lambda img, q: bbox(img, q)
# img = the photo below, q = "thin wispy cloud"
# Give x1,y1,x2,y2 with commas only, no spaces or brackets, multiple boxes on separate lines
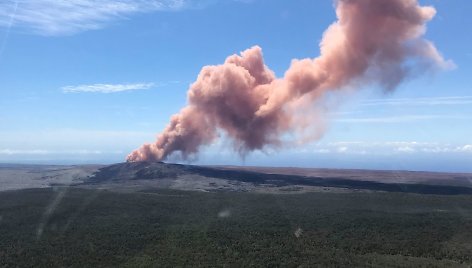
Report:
0,0,17,59
0,129,154,158
360,96,472,107
62,82,154,93
305,141,472,156
0,149,50,155
335,114,469,124
0,0,190,35
0,149,122,155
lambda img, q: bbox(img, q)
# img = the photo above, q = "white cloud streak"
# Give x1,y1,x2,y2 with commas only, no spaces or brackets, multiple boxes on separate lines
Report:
335,114,469,124
0,149,50,155
0,129,155,153
0,0,190,35
62,82,154,93
0,149,123,155
305,141,472,156
360,96,472,107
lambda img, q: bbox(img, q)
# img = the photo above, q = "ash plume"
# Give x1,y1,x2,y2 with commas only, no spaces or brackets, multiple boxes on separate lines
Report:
127,0,452,162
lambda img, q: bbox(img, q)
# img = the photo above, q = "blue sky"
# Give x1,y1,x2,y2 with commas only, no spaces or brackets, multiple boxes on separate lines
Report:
0,0,471,172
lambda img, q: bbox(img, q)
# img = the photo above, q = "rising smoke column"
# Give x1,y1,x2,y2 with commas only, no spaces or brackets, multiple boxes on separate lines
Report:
127,0,452,162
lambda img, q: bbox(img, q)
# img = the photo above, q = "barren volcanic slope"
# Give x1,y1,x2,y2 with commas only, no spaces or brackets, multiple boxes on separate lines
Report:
2,162,472,195
80,162,472,195
214,165,472,188
0,164,102,191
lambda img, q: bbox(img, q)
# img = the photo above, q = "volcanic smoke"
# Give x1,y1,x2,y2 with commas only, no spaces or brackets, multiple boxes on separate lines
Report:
127,0,452,162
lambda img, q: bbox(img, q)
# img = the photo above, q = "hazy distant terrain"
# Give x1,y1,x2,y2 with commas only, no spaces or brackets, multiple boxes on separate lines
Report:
216,165,472,188
1,162,472,195
0,164,101,192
